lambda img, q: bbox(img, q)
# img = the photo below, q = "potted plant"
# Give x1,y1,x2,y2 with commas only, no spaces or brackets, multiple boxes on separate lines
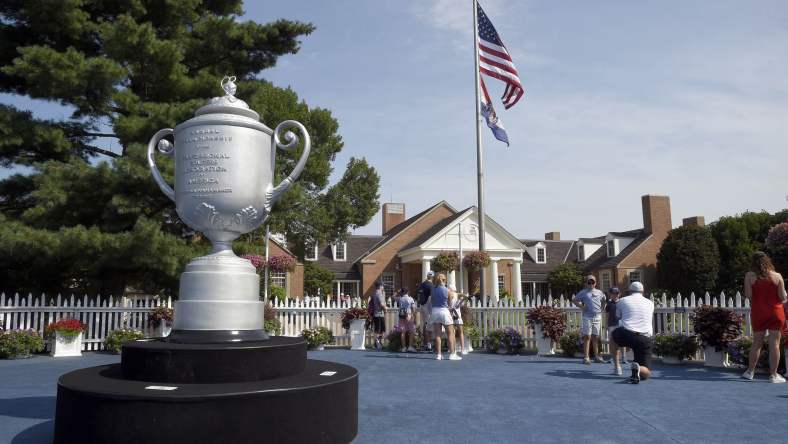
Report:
558,330,582,358
691,305,742,367
653,334,699,364
460,305,478,352
527,306,566,355
264,303,282,336
302,326,332,350
45,319,86,357
104,328,145,354
463,251,491,295
0,329,45,359
148,306,173,338
386,325,424,352
342,307,370,350
485,327,523,354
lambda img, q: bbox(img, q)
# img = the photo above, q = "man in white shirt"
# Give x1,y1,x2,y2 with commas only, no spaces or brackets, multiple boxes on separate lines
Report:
610,281,654,383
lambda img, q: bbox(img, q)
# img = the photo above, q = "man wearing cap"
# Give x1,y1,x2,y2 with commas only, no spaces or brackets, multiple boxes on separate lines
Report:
573,275,607,364
610,281,654,383
418,271,434,351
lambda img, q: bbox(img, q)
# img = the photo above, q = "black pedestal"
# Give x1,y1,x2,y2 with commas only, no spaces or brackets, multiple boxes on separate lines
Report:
54,338,358,443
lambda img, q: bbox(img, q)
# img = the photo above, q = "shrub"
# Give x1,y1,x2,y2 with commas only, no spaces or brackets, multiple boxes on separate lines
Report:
302,326,332,348
691,306,743,351
264,319,282,335
463,324,481,341
558,330,581,357
485,327,523,354
269,285,286,303
341,307,370,330
653,334,699,361
148,307,174,328
104,329,144,354
0,329,44,358
526,306,566,341
386,325,423,351
547,262,584,297
44,319,86,339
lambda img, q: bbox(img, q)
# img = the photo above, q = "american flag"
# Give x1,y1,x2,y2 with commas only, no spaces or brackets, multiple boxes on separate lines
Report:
477,3,524,109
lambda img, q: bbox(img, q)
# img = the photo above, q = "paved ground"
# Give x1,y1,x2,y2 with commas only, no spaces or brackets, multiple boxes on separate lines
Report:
1,349,787,443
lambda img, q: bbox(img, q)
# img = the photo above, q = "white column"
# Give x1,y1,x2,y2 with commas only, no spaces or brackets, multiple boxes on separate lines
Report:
490,259,499,303
335,281,340,299
421,259,431,280
513,260,523,303
448,270,456,288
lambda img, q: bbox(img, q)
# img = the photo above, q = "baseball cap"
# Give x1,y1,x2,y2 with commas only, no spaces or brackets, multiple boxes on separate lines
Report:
628,281,644,293
585,275,596,283
426,270,435,277
609,287,620,294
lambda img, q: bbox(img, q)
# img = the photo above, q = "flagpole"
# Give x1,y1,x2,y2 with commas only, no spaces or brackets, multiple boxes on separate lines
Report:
472,0,487,301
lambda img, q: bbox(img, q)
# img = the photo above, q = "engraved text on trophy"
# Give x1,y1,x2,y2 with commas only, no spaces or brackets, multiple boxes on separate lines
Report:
182,128,233,196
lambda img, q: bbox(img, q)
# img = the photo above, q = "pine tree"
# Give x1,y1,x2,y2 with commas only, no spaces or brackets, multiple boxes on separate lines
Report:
0,1,380,296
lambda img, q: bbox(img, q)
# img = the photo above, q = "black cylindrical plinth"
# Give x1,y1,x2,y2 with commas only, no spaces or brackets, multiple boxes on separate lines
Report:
165,328,270,343
54,360,358,444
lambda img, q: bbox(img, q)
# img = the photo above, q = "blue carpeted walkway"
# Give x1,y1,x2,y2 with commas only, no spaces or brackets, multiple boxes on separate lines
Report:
1,349,786,443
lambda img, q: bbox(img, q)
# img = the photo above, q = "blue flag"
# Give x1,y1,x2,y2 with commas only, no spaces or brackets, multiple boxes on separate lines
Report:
480,77,509,146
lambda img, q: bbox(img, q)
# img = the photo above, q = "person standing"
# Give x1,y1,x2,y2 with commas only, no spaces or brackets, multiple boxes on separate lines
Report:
741,252,788,383
396,287,417,352
371,281,387,351
610,281,654,383
418,271,435,351
430,273,461,361
604,287,628,369
573,275,606,364
448,285,467,355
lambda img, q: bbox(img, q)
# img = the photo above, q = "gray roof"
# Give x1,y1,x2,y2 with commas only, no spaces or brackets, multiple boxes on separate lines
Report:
519,239,576,281
315,235,383,280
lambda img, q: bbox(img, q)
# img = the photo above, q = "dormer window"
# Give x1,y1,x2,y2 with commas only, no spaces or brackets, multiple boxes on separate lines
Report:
607,240,616,257
332,242,347,261
305,242,318,261
578,245,585,261
536,247,546,264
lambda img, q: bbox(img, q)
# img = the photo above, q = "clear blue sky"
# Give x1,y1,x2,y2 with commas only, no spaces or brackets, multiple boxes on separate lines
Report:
3,0,787,240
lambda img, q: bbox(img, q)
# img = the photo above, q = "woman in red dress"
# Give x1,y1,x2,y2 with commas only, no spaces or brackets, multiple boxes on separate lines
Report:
742,252,788,383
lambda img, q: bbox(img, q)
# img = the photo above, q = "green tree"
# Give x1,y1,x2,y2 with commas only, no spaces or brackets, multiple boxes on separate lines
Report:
547,262,583,297
657,226,720,296
303,261,334,297
0,1,379,296
710,215,758,295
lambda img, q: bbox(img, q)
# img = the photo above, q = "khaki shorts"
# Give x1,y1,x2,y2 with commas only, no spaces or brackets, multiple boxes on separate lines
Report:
581,315,602,336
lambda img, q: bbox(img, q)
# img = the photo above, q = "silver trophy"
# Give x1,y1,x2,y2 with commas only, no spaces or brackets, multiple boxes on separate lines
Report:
147,76,310,342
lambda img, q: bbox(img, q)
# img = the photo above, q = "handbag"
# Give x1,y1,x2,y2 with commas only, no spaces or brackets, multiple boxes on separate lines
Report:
450,308,459,321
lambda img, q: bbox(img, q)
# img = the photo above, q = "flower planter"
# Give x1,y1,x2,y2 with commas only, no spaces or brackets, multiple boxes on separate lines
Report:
51,332,82,357
313,344,325,351
266,330,276,337
463,334,474,353
349,319,366,350
533,323,555,356
152,322,172,338
661,356,682,365
703,346,730,367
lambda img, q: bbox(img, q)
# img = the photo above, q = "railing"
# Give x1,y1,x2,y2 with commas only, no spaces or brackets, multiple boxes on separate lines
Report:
1,291,752,353
0,293,171,351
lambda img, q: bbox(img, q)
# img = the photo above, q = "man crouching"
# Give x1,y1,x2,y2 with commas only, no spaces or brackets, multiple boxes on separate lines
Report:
609,281,654,383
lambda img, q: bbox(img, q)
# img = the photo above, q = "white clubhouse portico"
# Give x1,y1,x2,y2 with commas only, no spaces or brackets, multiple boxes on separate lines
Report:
397,207,524,302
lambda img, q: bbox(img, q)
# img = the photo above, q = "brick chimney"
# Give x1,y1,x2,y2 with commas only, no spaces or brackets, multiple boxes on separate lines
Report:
382,203,405,235
682,216,705,227
641,195,672,235
545,232,560,240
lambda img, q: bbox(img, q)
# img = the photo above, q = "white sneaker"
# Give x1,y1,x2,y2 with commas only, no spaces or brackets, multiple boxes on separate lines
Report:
770,374,786,384
435,354,443,360
613,367,623,376
449,353,462,361
741,369,755,380
461,350,469,355
400,347,406,353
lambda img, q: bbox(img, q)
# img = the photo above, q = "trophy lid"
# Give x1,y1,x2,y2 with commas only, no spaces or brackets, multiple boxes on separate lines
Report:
194,76,260,121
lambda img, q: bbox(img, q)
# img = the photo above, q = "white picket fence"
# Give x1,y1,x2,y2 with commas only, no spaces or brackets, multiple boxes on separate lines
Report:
0,293,171,351
1,291,752,353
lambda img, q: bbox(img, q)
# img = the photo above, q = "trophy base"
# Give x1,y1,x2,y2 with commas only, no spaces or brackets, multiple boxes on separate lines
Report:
165,328,269,343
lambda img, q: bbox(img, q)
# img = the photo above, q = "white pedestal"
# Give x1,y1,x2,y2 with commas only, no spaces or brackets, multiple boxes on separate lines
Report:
463,334,474,353
51,332,83,357
534,323,555,356
153,322,172,338
703,346,730,367
349,319,366,350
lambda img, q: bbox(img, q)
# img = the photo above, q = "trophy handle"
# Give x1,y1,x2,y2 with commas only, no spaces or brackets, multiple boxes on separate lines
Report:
269,120,311,204
147,128,176,202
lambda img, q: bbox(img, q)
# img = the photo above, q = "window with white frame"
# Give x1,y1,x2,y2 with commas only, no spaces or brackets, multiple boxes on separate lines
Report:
332,242,346,261
337,281,359,298
498,275,505,292
270,270,286,289
304,242,318,261
381,273,395,298
536,247,546,263
607,240,616,257
629,270,641,284
601,272,611,291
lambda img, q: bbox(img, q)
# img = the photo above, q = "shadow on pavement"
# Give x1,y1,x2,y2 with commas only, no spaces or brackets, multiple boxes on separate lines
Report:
363,353,440,360
0,396,55,419
11,420,54,444
545,369,629,382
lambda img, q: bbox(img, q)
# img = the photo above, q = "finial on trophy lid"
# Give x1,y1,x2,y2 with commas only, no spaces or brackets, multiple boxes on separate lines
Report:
195,75,259,120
